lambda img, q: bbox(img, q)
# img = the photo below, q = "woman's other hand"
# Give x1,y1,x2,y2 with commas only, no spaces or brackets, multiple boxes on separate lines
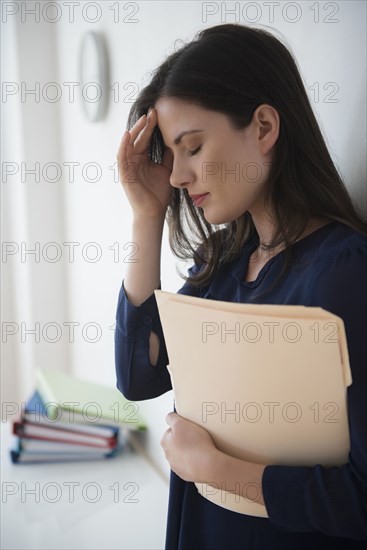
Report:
160,412,219,483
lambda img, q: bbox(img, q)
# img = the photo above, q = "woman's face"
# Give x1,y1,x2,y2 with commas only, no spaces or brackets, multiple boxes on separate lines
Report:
154,97,276,225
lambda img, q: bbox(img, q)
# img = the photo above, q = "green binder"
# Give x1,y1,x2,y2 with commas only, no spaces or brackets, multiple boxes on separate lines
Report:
35,368,147,431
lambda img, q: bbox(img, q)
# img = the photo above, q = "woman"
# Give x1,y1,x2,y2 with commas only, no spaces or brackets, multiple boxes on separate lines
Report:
115,23,367,549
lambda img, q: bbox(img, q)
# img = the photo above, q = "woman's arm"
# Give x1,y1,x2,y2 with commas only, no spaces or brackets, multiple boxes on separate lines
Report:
259,244,367,539
161,243,367,540
115,216,172,400
115,107,174,374
114,279,172,401
115,237,207,401
161,411,267,505
123,216,165,366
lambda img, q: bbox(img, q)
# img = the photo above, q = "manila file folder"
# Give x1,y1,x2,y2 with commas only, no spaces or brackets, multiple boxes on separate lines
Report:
154,290,352,518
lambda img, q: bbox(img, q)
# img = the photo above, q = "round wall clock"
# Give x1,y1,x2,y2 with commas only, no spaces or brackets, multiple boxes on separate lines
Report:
79,31,109,122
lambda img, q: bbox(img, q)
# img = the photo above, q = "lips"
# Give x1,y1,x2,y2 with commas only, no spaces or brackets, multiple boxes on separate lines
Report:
190,193,209,207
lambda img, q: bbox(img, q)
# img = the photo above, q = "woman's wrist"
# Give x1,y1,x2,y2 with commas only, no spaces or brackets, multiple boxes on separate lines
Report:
132,213,165,229
205,449,267,506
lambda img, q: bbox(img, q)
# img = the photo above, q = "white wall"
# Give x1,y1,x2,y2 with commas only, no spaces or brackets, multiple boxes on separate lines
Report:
2,1,366,480
2,11,70,407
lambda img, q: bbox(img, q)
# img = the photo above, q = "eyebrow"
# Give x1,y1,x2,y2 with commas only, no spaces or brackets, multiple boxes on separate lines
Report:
173,129,204,146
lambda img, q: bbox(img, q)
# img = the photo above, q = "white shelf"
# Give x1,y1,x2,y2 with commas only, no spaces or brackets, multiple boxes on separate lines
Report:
1,422,169,550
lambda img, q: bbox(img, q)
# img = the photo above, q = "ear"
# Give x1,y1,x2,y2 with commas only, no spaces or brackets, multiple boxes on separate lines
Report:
252,104,280,155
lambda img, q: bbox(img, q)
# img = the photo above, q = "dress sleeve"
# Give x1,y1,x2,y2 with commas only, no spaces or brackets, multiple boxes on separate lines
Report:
114,258,206,401
262,244,367,540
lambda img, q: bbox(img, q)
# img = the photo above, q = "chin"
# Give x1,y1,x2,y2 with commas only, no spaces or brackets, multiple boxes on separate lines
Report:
202,214,232,225
201,208,240,225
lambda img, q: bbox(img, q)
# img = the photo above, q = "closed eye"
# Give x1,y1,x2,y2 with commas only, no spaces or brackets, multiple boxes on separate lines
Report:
189,146,202,156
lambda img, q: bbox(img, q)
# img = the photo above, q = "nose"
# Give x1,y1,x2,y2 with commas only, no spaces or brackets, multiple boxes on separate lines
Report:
169,157,193,189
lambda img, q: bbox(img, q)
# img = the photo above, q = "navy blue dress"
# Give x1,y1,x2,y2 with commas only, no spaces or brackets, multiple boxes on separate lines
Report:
115,221,367,549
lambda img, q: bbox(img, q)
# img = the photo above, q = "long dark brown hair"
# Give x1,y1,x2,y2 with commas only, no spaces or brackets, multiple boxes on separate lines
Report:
126,23,367,294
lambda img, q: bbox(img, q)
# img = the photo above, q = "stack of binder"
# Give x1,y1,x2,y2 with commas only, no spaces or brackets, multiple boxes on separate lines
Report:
10,368,147,464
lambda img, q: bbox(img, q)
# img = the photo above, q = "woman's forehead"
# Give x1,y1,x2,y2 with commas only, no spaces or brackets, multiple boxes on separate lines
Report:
154,98,228,143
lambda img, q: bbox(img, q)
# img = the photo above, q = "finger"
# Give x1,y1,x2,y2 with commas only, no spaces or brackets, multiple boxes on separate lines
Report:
122,116,144,157
117,130,132,171
128,114,147,142
133,109,157,154
160,428,172,448
117,109,155,170
125,117,150,157
117,129,130,157
166,412,179,427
